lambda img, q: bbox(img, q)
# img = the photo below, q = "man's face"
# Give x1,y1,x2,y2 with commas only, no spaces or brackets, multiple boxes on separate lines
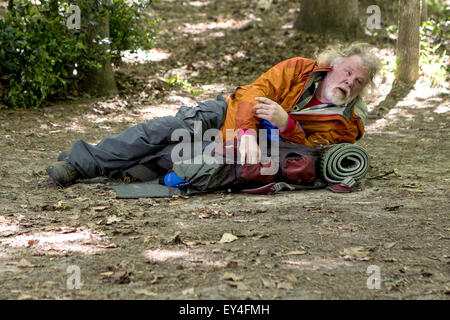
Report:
319,55,370,105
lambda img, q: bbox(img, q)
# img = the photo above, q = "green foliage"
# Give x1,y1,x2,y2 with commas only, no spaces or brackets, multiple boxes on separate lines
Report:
166,75,205,96
0,1,90,109
380,54,397,75
0,0,158,109
421,19,446,44
372,0,399,14
70,0,157,64
109,0,158,64
420,20,449,87
427,0,447,17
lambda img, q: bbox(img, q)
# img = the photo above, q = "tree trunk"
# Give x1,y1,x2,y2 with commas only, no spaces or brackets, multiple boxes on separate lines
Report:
294,0,360,39
420,0,427,22
85,13,118,97
396,0,421,84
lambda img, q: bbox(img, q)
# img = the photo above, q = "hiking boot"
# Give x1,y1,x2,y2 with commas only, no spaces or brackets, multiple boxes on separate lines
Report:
57,150,70,161
46,161,80,187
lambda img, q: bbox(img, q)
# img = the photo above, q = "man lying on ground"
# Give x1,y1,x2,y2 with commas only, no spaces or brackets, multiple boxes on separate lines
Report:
46,42,380,187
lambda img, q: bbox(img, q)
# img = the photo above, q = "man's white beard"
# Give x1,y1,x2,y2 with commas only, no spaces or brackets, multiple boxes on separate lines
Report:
325,86,353,105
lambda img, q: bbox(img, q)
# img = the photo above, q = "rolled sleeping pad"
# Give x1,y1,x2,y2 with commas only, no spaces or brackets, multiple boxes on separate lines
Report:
319,143,370,184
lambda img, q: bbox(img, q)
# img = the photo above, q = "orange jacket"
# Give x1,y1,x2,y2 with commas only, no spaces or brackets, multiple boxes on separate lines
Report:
219,57,367,146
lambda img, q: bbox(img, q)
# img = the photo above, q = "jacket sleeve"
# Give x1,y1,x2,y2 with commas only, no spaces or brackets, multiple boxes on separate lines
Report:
280,120,360,146
233,57,314,131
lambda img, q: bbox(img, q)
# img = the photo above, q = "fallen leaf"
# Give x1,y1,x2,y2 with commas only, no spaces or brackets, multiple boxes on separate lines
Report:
420,269,433,277
150,274,164,284
92,206,108,212
58,227,77,234
285,250,307,256
252,233,270,239
75,197,90,202
258,249,268,256
277,281,294,290
27,239,39,247
184,240,209,246
402,183,419,189
341,247,371,261
399,266,409,273
40,204,57,211
285,274,298,283
17,258,33,268
106,216,122,225
182,288,195,295
384,242,397,249
133,289,157,297
163,232,184,245
384,205,403,212
261,278,277,288
54,201,70,210
113,271,131,284
219,233,238,244
236,282,249,291
221,272,243,281
225,261,239,268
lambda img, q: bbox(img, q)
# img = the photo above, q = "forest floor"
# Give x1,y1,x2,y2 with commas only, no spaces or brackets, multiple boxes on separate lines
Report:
0,0,449,300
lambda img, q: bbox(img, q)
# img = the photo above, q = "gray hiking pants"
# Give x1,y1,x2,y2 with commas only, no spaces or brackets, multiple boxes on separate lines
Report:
68,96,227,178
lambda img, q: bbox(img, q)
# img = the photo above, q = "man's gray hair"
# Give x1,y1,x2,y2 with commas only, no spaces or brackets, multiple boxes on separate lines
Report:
317,43,381,87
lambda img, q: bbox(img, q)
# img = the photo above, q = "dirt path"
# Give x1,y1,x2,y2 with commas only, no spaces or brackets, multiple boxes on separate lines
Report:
0,0,448,300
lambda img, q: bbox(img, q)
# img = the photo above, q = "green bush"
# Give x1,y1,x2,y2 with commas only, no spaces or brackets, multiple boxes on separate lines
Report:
0,1,91,109
0,0,157,109
109,0,158,64
420,20,449,87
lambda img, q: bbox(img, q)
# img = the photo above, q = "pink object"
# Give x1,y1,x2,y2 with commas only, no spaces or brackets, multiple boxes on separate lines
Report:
327,184,354,193
238,128,257,139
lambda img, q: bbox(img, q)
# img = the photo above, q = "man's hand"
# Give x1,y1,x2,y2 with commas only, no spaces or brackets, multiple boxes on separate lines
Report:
238,132,261,165
254,97,289,131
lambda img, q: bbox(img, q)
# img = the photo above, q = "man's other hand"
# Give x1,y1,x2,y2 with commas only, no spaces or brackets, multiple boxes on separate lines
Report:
238,133,261,164
254,97,289,131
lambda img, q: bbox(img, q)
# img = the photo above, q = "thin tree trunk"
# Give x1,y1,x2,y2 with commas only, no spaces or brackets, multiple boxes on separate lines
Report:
294,0,360,39
85,13,118,97
396,0,421,84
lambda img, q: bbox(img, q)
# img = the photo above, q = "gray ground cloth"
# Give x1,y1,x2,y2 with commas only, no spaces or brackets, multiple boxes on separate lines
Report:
67,96,227,179
102,179,185,199
101,178,327,199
